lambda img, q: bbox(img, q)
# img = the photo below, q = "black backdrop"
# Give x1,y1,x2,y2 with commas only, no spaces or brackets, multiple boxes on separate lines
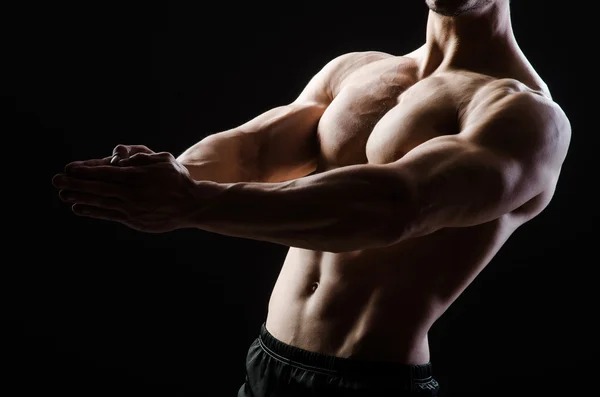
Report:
9,1,598,396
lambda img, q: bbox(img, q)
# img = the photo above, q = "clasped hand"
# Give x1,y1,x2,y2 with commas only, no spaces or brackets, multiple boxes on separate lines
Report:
52,145,201,233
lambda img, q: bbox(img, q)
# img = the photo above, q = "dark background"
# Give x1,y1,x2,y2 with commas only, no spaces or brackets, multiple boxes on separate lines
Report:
8,1,597,396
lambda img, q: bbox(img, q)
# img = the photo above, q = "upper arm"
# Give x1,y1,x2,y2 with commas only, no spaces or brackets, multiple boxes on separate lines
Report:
386,89,571,234
223,51,390,182
179,51,391,182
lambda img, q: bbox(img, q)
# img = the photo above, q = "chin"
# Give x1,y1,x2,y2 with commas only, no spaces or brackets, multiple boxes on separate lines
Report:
426,0,493,17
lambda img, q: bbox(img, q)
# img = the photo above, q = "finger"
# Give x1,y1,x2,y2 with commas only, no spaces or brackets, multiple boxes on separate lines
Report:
110,154,121,165
113,144,154,155
111,145,128,165
65,157,112,172
112,144,154,163
117,152,170,167
117,152,153,166
72,203,128,223
66,165,139,182
52,174,127,199
112,144,130,159
59,190,128,212
128,145,153,154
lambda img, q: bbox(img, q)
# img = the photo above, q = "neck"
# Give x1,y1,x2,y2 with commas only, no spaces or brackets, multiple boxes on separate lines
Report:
420,1,518,76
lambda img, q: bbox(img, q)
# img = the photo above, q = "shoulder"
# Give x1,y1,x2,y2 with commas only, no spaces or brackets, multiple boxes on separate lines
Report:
295,51,394,105
322,51,395,96
466,78,570,136
464,79,571,168
324,51,394,71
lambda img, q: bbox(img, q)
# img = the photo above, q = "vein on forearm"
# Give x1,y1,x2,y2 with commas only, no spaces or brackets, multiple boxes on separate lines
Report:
191,165,414,253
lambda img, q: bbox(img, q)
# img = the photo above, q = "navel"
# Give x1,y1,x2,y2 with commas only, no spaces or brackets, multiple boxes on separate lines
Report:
310,282,319,293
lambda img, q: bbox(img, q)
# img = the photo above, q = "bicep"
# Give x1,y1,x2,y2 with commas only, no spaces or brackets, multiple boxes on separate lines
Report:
386,92,570,231
234,51,390,182
244,103,326,182
390,136,526,229
177,56,338,182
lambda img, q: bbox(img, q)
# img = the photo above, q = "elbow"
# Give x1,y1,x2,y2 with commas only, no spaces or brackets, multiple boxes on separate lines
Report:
380,208,421,247
176,155,192,168
379,170,463,245
175,149,190,164
380,168,424,245
354,186,423,251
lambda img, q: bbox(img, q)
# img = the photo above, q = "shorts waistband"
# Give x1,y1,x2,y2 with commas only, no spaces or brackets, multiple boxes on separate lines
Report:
258,323,434,381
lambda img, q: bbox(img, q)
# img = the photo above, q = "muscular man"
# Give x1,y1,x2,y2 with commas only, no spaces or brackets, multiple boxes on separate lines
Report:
52,1,570,396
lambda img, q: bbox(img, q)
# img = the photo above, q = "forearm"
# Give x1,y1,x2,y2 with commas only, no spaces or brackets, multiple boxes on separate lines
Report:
177,130,261,183
189,165,414,253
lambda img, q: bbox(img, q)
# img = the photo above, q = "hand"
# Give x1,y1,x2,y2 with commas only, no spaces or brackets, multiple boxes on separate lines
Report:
53,147,202,233
62,144,156,171
109,144,154,165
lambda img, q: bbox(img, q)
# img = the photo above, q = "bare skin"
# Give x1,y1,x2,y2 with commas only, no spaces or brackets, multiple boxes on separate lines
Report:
53,0,571,366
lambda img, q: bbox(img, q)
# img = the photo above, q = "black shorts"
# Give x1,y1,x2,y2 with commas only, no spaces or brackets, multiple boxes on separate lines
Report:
237,323,440,396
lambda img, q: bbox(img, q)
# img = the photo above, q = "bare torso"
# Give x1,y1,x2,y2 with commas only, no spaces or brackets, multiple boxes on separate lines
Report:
266,49,553,364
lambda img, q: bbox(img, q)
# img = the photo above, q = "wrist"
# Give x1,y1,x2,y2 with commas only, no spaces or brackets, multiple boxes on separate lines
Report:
182,179,229,229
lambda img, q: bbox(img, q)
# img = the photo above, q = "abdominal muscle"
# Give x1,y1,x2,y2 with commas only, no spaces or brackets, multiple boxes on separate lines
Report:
265,217,518,365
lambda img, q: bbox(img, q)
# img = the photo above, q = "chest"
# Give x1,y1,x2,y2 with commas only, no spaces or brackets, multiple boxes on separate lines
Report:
316,67,486,169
